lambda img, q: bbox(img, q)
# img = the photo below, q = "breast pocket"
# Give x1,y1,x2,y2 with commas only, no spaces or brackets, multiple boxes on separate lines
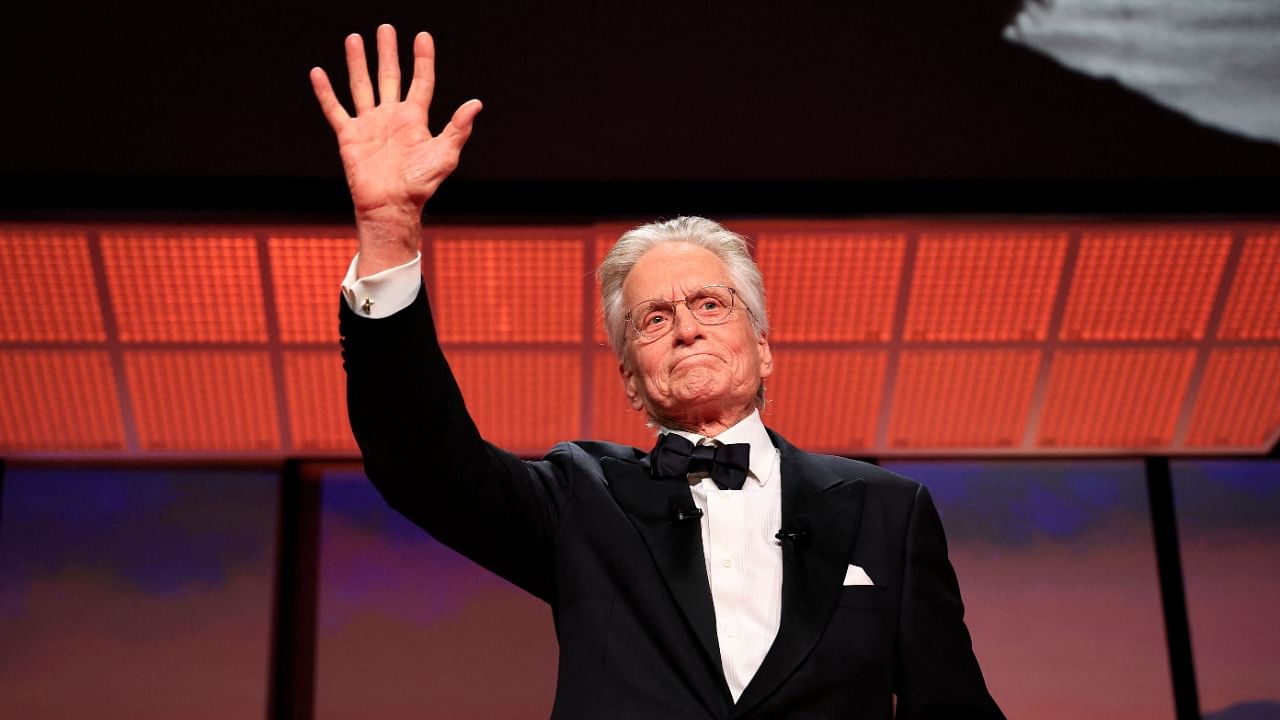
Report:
837,584,890,609
815,585,895,682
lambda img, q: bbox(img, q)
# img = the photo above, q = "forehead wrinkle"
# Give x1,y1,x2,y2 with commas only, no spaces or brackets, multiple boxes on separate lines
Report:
625,268,731,304
646,280,727,304
621,243,733,308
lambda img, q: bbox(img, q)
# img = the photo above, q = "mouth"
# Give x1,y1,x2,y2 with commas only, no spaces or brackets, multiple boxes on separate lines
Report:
671,353,718,371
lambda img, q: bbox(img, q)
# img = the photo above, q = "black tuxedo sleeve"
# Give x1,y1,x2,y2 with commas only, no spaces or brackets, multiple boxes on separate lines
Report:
339,282,568,602
894,484,1005,720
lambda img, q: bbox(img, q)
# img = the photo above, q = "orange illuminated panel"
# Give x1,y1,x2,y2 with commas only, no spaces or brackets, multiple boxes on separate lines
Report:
594,234,610,346
589,349,658,449
756,230,905,342
0,229,105,341
1186,348,1280,449
1217,232,1280,340
1037,349,1196,449
0,351,124,451
125,351,280,451
102,232,267,342
1059,230,1231,341
270,236,357,343
904,232,1067,341
431,228,586,343
283,351,356,452
592,224,637,348
888,349,1041,449
445,350,581,453
764,350,887,451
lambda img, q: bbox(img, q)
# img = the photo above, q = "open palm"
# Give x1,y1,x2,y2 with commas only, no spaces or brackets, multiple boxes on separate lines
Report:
311,25,481,217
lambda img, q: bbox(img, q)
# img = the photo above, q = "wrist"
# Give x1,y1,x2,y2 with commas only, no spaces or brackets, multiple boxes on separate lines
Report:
355,206,423,278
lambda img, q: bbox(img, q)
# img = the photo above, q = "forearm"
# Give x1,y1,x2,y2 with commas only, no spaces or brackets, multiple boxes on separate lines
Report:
339,285,561,598
340,283,490,506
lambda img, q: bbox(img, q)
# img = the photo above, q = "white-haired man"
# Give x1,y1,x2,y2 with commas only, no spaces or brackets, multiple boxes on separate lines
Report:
316,25,1004,720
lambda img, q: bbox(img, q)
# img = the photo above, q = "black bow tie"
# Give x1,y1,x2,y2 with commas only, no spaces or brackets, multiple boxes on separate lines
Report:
650,433,752,490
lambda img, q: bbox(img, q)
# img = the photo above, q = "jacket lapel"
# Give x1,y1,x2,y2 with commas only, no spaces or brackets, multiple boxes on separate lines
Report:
731,432,866,717
602,456,727,687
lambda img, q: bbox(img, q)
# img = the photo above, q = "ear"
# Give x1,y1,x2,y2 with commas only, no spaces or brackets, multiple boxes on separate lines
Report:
757,332,774,380
619,359,645,411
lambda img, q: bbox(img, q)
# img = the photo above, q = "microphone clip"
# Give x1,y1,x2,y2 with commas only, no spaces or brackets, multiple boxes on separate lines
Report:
673,506,704,522
669,496,705,523
775,514,812,545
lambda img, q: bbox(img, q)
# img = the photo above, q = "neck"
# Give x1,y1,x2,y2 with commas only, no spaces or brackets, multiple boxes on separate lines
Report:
660,403,756,439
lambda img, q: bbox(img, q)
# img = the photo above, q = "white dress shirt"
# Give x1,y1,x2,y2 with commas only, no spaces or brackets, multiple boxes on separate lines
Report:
342,253,785,701
662,412,783,702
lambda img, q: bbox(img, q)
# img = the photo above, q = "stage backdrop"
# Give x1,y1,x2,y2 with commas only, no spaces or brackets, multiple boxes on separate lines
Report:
3,460,1276,718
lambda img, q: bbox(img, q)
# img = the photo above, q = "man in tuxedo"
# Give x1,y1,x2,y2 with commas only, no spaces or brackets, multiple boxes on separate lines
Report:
315,25,1004,719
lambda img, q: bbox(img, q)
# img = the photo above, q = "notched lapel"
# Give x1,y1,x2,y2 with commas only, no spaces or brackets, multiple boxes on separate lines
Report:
733,437,867,716
602,457,724,680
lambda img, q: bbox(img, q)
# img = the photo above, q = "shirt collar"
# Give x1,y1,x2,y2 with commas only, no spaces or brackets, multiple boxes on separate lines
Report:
660,409,778,488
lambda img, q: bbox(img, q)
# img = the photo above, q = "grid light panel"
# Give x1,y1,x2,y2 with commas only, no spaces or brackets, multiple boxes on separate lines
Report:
432,228,587,343
445,350,582,453
593,223,641,347
1059,230,1231,341
1217,233,1280,340
0,351,125,451
4,220,1280,459
904,232,1066,341
888,349,1041,449
125,351,280,451
284,351,356,452
270,236,357,343
1186,348,1280,449
103,232,267,342
756,230,905,342
764,349,887,451
0,230,105,342
1038,349,1197,449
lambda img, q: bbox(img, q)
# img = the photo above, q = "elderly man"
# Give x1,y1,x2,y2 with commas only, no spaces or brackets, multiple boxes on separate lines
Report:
315,25,1004,720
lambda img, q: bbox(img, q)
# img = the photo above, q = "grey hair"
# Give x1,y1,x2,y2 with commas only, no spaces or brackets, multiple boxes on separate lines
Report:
597,216,770,356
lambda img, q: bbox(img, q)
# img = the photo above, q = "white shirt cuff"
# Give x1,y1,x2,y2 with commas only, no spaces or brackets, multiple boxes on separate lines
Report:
340,252,423,319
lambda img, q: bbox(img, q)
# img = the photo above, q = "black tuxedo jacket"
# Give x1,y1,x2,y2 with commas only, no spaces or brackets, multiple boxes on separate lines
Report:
341,286,1004,720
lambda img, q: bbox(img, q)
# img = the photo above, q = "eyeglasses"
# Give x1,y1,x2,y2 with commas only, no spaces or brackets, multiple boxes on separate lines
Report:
624,285,746,343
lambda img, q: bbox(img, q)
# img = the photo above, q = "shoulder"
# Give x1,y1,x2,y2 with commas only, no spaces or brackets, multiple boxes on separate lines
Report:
805,451,923,500
540,439,648,478
767,426,925,509
792,449,942,540
546,439,646,463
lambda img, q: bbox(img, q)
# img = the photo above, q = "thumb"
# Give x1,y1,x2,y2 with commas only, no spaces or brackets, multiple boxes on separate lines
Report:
441,99,483,144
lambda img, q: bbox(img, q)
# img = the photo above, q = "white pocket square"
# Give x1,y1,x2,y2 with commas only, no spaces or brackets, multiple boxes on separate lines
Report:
842,564,875,586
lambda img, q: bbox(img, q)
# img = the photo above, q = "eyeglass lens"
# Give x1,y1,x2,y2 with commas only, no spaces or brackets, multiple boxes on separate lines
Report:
630,286,736,338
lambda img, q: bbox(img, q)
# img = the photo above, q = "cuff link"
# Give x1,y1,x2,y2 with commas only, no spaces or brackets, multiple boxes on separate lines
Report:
361,297,374,315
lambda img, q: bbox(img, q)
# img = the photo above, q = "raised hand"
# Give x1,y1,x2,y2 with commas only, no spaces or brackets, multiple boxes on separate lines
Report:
310,25,481,274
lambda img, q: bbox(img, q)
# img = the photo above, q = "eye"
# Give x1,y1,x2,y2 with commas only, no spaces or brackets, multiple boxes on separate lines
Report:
690,291,730,319
637,303,674,332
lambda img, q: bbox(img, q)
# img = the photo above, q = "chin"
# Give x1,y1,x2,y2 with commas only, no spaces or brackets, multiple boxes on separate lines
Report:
669,365,727,395
670,385,747,419
669,379,729,406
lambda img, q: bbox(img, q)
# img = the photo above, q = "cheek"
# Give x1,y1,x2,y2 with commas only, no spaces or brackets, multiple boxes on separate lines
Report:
633,352,671,394
728,336,765,378
731,356,760,388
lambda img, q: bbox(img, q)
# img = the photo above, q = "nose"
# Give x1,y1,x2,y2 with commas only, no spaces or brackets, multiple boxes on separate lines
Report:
669,302,704,344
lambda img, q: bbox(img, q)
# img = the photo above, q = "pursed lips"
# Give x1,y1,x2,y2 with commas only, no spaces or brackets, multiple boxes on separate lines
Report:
670,352,721,371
